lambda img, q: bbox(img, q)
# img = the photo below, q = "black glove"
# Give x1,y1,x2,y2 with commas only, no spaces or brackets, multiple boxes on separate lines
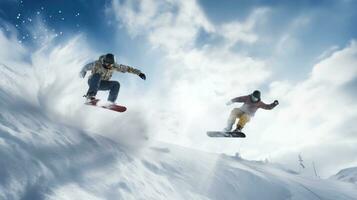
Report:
274,100,279,105
139,73,146,80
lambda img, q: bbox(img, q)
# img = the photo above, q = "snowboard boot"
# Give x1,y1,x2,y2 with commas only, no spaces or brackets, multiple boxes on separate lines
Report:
233,125,243,132
222,125,233,137
104,100,115,108
223,127,232,132
223,122,234,132
84,95,98,105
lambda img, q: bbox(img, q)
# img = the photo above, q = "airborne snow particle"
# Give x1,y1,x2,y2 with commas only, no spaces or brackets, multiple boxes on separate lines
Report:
58,10,62,14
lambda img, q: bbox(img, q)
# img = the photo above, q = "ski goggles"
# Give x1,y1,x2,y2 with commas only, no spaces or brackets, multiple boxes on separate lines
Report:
103,62,114,68
251,96,259,102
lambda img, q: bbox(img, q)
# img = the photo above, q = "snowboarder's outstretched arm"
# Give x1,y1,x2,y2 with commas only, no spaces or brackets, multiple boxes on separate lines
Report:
79,61,96,78
259,100,279,110
113,64,146,80
226,95,249,105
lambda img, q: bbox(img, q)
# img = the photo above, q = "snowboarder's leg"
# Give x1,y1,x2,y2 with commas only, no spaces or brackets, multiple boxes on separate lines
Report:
98,80,120,103
107,81,120,102
224,108,243,131
235,114,250,131
86,73,101,97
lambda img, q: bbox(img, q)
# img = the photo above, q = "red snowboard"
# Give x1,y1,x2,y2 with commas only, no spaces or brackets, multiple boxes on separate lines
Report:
85,99,127,112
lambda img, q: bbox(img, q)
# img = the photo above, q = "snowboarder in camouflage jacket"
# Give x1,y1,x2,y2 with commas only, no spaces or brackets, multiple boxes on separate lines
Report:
80,53,146,104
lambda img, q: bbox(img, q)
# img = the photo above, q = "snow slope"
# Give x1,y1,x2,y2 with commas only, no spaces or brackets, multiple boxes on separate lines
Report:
1,65,357,200
330,167,357,185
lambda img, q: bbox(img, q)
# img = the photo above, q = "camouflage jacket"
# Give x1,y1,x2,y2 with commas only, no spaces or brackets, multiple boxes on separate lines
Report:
80,55,142,80
231,95,277,116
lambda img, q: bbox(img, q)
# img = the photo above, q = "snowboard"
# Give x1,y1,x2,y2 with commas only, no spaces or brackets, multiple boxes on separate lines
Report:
85,99,127,112
207,131,246,138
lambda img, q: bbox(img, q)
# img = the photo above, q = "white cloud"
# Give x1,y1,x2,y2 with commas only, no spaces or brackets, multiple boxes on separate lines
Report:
311,40,357,85
0,26,26,63
220,21,258,45
112,0,264,51
316,45,340,61
47,183,103,200
273,15,311,57
218,8,269,46
257,40,357,176
113,0,214,52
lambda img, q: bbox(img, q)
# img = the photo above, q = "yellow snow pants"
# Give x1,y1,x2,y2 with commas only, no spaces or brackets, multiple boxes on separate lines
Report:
228,108,250,129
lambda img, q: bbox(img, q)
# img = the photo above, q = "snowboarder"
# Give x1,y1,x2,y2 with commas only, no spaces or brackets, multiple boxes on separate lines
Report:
79,53,146,104
224,90,279,132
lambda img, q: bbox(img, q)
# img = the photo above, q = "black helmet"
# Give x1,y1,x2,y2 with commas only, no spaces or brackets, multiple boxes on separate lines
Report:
251,90,261,102
103,53,115,65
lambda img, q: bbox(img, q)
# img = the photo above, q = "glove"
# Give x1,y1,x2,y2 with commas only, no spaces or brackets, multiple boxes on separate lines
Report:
79,71,86,78
139,73,146,80
226,101,233,106
273,100,279,105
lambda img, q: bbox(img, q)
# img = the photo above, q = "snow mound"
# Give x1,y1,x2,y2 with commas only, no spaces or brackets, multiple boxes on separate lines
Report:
330,167,357,185
1,102,357,199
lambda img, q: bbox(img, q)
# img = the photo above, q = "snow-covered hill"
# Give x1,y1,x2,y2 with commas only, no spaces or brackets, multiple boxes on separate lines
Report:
330,167,357,185
1,65,357,200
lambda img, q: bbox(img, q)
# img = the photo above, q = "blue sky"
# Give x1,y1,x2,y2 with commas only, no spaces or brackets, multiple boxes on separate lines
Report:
0,0,112,47
0,0,357,177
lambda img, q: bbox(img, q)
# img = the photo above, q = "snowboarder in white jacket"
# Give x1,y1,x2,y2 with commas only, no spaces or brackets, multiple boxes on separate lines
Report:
225,90,279,132
80,53,146,104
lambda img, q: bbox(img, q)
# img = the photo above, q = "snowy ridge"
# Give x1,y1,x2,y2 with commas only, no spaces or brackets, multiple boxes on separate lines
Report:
330,167,357,185
1,66,357,200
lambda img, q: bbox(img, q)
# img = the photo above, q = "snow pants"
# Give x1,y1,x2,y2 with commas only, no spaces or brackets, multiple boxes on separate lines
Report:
226,108,250,131
86,73,120,102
